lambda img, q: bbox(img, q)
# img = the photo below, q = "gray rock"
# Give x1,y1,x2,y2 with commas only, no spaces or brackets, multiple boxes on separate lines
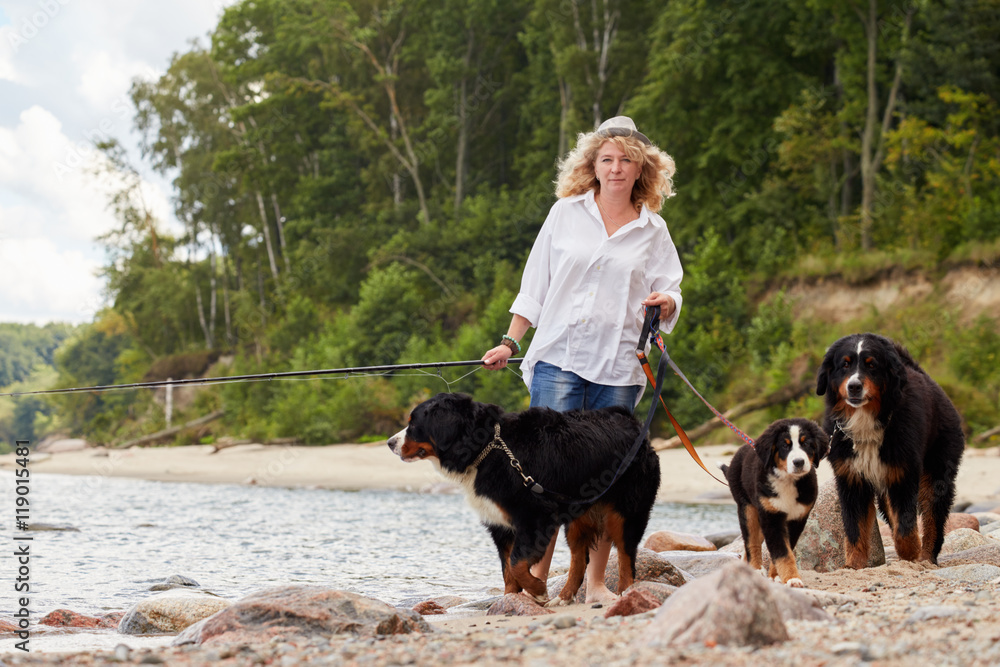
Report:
119,589,231,635
721,479,885,572
905,606,966,624
173,587,430,646
983,523,1000,538
938,543,1000,567
941,528,993,554
930,564,1000,583
655,551,740,578
973,512,1000,527
634,561,788,648
766,583,834,622
791,588,859,608
963,503,1000,514
551,614,576,629
703,530,741,549
149,574,201,591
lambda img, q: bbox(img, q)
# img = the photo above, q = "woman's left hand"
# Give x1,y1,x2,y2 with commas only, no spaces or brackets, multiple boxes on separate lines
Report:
642,292,676,321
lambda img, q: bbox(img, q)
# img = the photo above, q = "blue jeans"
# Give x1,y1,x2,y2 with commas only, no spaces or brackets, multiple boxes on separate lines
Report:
529,361,641,412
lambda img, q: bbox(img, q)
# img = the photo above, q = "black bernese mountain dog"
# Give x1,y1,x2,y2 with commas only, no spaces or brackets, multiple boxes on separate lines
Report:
387,392,660,606
721,418,828,587
816,333,965,567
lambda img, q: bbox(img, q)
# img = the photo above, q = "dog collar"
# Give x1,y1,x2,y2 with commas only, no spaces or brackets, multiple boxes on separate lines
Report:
471,424,544,495
471,424,505,468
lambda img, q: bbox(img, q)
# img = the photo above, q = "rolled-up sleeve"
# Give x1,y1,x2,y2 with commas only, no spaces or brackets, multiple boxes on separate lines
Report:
651,231,684,334
509,216,554,327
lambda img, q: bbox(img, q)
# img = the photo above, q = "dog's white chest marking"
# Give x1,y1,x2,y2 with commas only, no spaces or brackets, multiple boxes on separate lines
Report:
436,463,512,529
766,471,810,520
841,407,889,490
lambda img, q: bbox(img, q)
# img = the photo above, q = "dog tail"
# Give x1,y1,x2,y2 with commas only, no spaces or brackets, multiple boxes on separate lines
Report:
717,462,729,475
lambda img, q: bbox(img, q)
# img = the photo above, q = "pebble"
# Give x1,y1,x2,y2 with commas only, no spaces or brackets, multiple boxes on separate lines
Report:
905,606,967,623
551,614,576,629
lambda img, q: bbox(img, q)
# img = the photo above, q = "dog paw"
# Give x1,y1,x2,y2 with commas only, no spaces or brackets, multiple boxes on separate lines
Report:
786,578,804,588
544,597,570,608
530,594,548,605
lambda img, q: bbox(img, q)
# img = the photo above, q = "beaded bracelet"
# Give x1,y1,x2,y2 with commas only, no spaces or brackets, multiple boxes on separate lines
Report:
500,335,521,355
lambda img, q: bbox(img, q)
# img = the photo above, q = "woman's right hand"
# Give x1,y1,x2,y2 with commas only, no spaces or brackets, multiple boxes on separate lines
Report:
482,344,513,370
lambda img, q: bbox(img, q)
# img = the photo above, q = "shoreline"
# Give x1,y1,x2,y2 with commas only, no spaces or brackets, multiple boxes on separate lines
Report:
4,440,1000,505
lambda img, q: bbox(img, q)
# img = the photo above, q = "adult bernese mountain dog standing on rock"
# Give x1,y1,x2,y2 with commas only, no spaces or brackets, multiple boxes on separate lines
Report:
816,333,965,568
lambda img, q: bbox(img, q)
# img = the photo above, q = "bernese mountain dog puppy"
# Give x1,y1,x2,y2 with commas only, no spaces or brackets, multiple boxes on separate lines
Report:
721,418,828,587
387,392,660,606
817,333,965,567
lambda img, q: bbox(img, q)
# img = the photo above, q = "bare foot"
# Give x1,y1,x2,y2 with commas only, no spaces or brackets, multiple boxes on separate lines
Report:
584,585,619,605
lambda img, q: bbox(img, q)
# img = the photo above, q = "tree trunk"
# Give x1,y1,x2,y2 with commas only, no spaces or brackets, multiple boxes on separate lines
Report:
270,192,291,275
255,190,280,281
857,0,879,251
454,28,474,216
558,76,571,158
856,0,912,251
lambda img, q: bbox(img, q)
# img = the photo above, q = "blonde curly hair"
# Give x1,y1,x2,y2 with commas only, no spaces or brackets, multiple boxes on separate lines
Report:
554,130,676,214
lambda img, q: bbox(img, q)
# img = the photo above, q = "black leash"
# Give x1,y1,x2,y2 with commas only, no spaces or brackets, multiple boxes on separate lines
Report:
490,306,670,506
0,359,523,399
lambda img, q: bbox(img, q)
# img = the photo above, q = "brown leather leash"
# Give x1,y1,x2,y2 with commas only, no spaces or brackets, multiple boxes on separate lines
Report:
637,306,730,486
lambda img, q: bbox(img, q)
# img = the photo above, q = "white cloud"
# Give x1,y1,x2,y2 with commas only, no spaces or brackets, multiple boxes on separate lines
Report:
0,104,173,324
76,50,150,110
0,26,22,83
0,105,171,242
0,0,225,324
0,234,103,324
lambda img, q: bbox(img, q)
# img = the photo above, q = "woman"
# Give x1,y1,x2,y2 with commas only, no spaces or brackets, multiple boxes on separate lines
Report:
481,116,683,603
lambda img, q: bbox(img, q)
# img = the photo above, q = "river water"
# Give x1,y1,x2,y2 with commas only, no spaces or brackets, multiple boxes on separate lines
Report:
2,473,736,653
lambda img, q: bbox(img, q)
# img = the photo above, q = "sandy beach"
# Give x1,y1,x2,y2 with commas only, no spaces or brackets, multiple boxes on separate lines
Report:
3,441,1000,665
6,439,1000,505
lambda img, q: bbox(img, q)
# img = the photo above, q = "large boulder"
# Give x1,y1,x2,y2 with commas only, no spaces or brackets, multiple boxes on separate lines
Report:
721,480,885,572
173,587,430,646
119,589,232,635
634,561,789,648
547,548,688,604
643,530,716,552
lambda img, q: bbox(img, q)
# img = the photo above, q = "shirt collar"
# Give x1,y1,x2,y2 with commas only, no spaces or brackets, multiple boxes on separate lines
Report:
577,189,652,228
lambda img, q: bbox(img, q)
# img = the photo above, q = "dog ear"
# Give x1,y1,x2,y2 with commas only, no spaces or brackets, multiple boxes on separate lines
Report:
816,347,834,396
808,421,830,463
755,423,778,468
883,342,908,408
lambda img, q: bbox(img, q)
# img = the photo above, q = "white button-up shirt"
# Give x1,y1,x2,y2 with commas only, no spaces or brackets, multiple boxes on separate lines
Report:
511,190,683,393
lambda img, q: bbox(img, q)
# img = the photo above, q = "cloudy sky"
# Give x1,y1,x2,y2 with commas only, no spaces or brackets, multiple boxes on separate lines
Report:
0,0,229,324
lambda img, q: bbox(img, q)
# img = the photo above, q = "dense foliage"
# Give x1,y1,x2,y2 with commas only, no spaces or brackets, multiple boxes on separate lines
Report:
41,0,1000,444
